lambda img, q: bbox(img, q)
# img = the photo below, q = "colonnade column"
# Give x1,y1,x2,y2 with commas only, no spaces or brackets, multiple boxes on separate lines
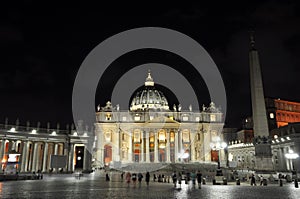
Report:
20,141,27,172
31,142,38,172
42,142,48,172
166,132,170,163
53,143,58,171
146,131,150,163
68,143,74,172
83,146,89,171
0,140,6,168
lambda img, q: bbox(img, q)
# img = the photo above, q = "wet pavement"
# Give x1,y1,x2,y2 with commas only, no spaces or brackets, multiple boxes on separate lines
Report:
0,173,299,199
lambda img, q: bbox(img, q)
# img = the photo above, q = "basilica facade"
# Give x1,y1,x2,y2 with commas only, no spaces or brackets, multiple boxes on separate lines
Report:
94,72,225,169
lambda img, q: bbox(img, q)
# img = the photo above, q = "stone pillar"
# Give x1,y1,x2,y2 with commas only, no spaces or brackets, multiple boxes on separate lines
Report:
114,130,120,162
35,143,42,172
175,131,179,163
128,132,133,162
141,132,144,162
190,131,195,162
166,132,171,163
42,142,48,172
146,131,150,163
68,143,74,172
83,146,91,171
154,132,158,163
53,143,58,171
54,143,58,155
96,130,104,167
20,141,28,172
31,142,38,172
203,130,211,162
0,140,6,168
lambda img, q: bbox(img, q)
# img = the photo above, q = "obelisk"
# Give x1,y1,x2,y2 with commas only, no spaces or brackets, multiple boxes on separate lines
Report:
249,32,273,171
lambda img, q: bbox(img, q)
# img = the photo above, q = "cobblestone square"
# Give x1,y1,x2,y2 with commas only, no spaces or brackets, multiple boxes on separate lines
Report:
1,173,299,199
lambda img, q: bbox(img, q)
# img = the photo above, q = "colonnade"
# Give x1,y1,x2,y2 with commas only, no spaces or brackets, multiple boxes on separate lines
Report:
0,139,89,173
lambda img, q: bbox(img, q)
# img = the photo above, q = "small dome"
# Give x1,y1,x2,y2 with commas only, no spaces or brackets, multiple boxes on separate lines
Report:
130,71,169,111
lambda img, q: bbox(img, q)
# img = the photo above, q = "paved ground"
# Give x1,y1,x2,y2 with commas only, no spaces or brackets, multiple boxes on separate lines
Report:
0,173,299,199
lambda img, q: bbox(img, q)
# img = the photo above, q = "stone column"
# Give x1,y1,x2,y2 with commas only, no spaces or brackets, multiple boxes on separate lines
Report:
0,140,6,168
203,130,211,162
114,130,120,162
42,142,48,172
154,132,158,163
20,141,28,172
83,146,91,171
31,142,38,172
96,131,104,167
53,143,58,171
128,132,133,162
141,132,144,162
175,131,179,163
190,131,195,162
146,131,150,163
68,143,74,172
166,132,171,163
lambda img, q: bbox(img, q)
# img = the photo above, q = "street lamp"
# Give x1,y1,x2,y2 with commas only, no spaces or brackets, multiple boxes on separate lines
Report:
210,141,227,169
211,140,227,185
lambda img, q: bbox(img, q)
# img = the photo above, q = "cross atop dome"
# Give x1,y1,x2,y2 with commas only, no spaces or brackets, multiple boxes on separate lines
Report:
145,70,154,86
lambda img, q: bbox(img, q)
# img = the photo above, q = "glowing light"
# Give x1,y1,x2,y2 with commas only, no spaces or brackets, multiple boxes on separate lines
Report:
285,150,299,160
8,154,18,162
51,131,56,135
274,135,278,139
73,131,78,136
9,127,16,132
221,142,227,148
286,137,290,140
31,129,37,134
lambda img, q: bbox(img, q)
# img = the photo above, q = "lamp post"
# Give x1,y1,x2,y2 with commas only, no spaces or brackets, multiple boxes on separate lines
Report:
210,140,227,185
285,149,299,188
210,141,227,174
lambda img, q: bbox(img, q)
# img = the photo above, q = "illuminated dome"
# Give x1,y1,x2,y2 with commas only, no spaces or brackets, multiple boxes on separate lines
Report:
130,71,169,111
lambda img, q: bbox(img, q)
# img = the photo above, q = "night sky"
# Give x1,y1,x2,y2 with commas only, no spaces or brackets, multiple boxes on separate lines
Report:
1,1,299,129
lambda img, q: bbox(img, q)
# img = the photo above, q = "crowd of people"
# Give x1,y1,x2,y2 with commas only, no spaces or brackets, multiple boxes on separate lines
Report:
108,170,204,189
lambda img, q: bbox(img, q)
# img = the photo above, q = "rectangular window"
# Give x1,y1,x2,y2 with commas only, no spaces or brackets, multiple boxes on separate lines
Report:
182,116,188,121
210,114,216,122
170,132,175,142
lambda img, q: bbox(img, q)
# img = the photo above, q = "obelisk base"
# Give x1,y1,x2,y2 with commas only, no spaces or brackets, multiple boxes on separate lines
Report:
255,156,273,171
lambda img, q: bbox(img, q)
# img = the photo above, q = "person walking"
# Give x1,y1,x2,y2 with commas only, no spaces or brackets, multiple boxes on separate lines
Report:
146,171,150,186
126,172,131,187
138,172,143,187
196,171,202,189
172,171,177,188
153,174,157,182
121,172,124,182
132,173,137,187
190,171,196,188
178,172,182,188
260,175,264,186
251,174,256,186
105,173,110,181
